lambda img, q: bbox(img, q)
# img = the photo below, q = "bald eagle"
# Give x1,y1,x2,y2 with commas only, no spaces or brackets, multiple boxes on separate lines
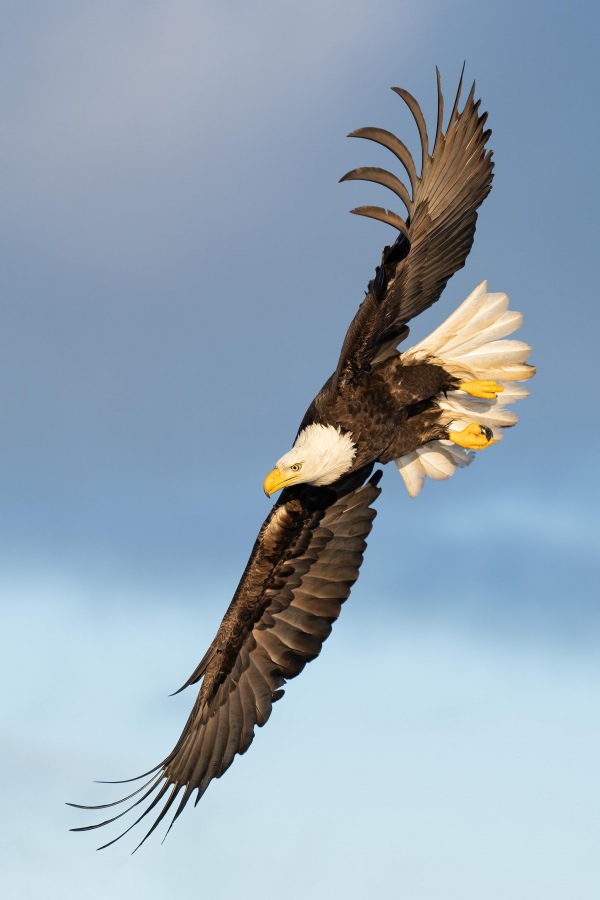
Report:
71,71,534,849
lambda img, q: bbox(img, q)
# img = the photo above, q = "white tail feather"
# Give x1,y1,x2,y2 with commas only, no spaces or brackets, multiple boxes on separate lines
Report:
395,451,425,498
441,295,510,353
396,440,474,498
444,310,522,355
407,281,488,357
396,282,534,497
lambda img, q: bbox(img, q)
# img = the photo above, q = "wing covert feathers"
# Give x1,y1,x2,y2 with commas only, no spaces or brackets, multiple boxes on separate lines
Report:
337,70,494,378
70,466,382,849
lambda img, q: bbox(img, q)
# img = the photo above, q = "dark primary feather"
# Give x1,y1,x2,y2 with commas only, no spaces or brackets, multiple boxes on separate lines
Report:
336,69,494,380
70,466,382,849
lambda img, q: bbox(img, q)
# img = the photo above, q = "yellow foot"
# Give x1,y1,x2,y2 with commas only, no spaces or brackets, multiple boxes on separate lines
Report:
448,422,494,450
458,379,504,400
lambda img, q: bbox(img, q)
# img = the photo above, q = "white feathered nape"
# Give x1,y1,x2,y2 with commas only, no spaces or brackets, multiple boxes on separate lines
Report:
396,281,534,497
277,423,357,486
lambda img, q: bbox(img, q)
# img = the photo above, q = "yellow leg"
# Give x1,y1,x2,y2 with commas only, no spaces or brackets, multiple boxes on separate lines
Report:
448,422,494,450
459,379,504,400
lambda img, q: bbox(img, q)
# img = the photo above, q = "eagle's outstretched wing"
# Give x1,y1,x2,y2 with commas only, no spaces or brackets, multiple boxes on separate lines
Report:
335,70,494,383
70,466,381,849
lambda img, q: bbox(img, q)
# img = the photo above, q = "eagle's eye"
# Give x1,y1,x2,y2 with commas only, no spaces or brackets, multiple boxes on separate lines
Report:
291,463,302,472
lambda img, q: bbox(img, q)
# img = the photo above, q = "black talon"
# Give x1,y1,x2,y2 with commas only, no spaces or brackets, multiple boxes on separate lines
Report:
480,425,493,441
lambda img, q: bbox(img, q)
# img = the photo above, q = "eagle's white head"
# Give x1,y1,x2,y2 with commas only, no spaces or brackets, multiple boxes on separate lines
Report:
263,424,357,496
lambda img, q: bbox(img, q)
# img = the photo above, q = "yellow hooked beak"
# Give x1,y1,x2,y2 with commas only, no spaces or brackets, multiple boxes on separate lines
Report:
263,467,290,497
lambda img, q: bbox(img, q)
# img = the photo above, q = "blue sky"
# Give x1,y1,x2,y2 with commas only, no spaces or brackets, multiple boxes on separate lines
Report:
1,1,599,897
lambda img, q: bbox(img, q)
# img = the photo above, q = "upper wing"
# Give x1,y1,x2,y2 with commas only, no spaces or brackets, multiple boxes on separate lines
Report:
70,466,382,850
335,69,494,382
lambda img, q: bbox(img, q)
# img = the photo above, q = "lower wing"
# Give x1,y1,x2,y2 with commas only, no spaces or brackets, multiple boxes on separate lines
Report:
69,465,382,850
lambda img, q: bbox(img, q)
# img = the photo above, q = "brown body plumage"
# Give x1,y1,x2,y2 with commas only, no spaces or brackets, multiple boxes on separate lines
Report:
300,358,459,468
71,71,533,850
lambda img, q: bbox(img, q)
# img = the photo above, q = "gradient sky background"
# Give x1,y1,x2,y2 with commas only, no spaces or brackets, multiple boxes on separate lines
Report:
1,1,599,898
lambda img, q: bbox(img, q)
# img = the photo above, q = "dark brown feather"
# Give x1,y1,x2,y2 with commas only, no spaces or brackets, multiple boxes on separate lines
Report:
336,71,493,377
70,466,382,848
339,166,411,211
349,205,410,240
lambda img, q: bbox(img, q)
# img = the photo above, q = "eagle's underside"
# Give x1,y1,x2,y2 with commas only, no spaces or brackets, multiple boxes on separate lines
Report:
70,70,534,850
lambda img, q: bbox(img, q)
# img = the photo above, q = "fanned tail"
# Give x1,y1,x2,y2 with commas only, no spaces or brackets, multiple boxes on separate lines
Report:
396,281,534,497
